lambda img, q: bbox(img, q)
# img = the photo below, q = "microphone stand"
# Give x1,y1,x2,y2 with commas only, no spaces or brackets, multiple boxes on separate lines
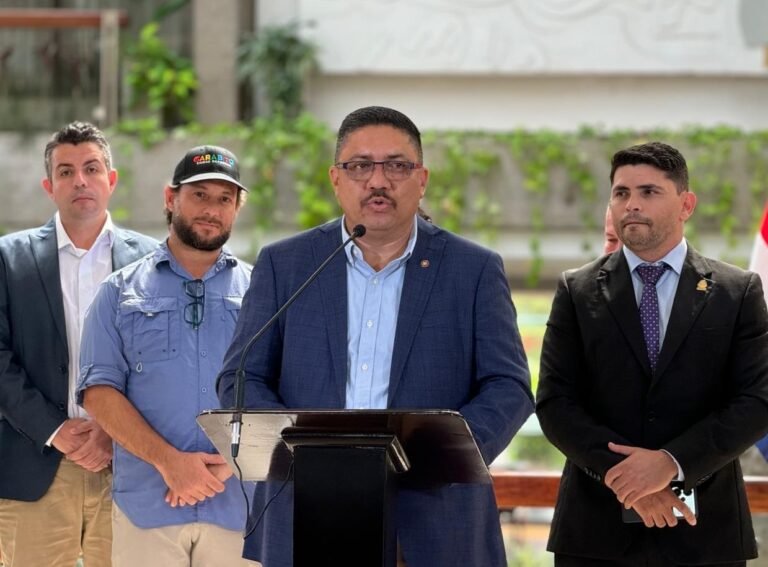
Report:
230,224,366,457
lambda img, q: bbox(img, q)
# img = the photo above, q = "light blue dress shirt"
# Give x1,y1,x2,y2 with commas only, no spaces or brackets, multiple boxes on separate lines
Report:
77,242,252,530
342,216,418,409
623,239,688,345
623,239,688,479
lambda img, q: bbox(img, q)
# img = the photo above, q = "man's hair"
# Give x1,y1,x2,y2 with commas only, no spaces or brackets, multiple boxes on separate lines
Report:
335,106,423,162
164,184,247,225
610,141,689,193
44,121,112,179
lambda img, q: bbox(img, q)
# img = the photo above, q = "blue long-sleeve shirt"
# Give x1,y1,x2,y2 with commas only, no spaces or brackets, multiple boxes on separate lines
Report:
77,242,252,530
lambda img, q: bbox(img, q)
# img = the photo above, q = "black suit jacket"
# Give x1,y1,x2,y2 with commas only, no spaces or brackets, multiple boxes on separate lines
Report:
536,246,768,563
0,218,157,501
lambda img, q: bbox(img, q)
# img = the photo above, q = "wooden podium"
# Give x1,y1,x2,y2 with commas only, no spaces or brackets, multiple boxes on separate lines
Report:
197,409,490,567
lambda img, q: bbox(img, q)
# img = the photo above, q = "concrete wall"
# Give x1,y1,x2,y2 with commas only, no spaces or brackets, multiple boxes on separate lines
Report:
256,0,768,131
2,132,758,285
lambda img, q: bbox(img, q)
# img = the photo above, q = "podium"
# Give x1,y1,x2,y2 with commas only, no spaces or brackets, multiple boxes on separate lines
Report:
197,409,490,567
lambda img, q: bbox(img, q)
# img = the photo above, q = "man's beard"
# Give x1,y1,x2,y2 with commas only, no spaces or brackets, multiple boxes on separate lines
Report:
172,213,231,251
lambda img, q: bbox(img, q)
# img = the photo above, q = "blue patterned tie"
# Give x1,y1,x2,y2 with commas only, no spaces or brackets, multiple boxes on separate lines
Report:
636,263,669,371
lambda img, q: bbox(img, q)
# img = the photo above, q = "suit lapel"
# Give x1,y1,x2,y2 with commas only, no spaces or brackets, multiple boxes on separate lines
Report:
312,221,349,405
388,219,445,403
654,249,712,382
599,252,653,377
30,219,68,347
111,229,137,270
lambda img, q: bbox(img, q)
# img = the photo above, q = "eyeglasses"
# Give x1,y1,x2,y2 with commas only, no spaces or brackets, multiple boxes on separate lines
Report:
184,279,205,329
334,160,422,181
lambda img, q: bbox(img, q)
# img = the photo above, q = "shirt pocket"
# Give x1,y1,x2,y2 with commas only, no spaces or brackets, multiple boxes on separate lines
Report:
120,297,179,364
222,295,242,327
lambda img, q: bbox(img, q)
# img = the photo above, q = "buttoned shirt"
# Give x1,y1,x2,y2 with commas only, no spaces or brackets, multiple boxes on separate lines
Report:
623,239,687,344
56,211,115,420
343,216,417,409
77,241,252,530
623,238,688,479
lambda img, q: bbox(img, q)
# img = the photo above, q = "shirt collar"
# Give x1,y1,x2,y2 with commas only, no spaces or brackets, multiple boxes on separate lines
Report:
55,211,115,251
341,215,418,268
623,238,688,276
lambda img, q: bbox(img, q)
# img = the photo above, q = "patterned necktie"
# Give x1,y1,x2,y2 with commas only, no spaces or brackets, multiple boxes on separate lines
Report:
636,263,669,371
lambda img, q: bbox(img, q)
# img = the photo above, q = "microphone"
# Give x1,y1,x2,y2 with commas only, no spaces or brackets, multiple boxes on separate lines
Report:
230,224,366,457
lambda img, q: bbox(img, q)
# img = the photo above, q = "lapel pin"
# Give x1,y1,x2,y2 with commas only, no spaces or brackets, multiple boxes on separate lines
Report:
696,279,708,292
420,259,430,268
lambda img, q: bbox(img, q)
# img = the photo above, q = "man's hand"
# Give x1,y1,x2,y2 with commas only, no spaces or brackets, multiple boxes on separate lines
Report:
605,442,677,508
65,420,113,472
158,451,228,507
631,487,697,528
207,462,234,483
50,417,90,454
165,461,234,506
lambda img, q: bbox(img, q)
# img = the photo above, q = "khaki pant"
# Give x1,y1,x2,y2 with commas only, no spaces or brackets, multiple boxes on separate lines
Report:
112,504,260,567
0,459,112,567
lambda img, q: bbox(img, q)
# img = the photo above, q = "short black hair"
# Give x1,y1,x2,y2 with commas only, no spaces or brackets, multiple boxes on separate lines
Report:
44,121,112,179
610,141,689,193
335,106,423,162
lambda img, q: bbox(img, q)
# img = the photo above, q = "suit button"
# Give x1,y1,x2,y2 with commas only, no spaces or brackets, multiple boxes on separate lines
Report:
647,412,656,422
59,365,67,374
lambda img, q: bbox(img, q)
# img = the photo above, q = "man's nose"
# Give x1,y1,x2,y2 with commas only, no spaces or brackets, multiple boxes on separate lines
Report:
367,162,390,187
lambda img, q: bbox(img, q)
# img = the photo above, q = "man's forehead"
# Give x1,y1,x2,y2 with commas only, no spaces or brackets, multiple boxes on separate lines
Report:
51,143,103,162
340,125,416,153
183,180,238,194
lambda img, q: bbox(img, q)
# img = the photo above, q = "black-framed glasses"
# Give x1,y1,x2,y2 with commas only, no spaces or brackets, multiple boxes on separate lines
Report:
184,279,205,330
334,160,422,181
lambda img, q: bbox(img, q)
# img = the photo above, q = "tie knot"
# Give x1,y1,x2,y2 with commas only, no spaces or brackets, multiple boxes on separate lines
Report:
636,263,668,286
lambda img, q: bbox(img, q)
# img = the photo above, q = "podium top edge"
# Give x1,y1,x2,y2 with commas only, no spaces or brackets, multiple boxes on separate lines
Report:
199,409,463,417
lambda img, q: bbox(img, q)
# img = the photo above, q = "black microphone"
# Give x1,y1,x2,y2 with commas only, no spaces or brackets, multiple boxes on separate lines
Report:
230,224,366,457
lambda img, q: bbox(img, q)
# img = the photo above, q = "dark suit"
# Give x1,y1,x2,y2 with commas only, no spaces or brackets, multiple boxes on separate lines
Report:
536,246,768,564
0,217,157,501
218,217,534,567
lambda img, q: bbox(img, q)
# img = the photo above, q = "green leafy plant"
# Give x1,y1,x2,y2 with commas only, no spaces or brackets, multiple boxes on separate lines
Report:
110,117,768,284
125,22,198,128
238,23,318,118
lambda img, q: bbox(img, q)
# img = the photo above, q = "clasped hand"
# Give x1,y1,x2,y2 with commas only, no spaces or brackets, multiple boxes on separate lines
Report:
604,442,696,527
160,451,233,508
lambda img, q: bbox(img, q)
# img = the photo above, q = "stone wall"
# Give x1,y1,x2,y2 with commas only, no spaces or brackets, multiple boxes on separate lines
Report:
2,132,758,284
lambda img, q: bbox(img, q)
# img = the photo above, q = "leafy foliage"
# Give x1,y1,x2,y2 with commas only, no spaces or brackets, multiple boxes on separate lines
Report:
238,24,318,118
125,23,198,128
112,117,768,283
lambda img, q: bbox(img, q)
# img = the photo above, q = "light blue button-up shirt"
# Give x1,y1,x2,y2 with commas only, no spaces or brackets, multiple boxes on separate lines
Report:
623,239,688,479
343,217,418,409
623,239,687,344
77,242,252,530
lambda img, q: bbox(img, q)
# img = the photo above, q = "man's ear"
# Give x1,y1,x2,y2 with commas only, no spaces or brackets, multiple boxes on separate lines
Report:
680,191,697,221
41,177,54,199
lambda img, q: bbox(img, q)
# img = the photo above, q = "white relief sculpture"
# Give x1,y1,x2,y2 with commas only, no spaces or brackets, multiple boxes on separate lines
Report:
297,0,765,74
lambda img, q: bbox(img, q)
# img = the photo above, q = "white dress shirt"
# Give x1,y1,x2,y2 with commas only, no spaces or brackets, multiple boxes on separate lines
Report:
56,211,115,420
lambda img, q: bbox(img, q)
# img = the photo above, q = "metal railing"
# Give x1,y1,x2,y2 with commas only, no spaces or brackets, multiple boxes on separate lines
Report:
0,8,128,126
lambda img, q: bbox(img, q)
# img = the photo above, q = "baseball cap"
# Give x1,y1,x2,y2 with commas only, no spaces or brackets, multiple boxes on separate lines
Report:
170,145,248,191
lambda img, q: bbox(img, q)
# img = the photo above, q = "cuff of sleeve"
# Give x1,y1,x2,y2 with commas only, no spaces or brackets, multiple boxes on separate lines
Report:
661,449,685,481
46,422,65,447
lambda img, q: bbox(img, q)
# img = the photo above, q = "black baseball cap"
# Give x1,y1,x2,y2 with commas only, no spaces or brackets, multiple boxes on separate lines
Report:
170,145,247,191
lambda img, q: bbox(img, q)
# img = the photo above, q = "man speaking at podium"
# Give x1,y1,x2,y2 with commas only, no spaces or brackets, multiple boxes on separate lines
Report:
217,106,535,567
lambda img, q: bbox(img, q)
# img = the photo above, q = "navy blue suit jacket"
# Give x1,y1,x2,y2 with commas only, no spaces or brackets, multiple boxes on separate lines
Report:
218,217,534,567
0,217,157,501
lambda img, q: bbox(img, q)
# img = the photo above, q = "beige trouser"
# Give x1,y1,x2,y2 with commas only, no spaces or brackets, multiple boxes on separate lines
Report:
0,458,112,567
112,503,260,567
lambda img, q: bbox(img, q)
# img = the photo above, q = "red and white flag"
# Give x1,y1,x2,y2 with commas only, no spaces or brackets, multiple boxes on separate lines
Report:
749,203,768,309
750,204,768,459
